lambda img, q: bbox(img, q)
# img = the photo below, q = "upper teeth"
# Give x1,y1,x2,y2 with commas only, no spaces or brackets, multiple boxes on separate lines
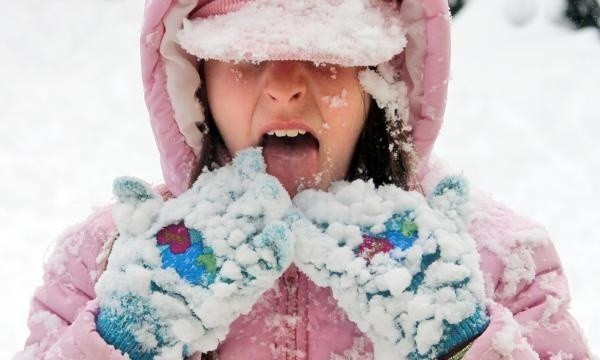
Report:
267,129,307,137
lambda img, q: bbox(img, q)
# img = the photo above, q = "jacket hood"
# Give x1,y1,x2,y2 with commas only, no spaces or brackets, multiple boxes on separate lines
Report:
140,0,451,196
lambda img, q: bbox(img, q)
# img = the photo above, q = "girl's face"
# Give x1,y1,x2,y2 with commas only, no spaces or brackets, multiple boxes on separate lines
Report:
204,60,370,196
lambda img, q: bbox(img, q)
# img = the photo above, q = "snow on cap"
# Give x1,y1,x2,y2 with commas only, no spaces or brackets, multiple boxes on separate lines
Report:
178,0,407,66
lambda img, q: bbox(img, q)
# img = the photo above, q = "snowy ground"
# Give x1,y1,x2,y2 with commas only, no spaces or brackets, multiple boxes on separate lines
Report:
0,0,598,358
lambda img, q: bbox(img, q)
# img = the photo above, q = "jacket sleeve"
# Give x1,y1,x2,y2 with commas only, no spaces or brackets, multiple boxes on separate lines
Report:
463,193,592,360
15,205,127,360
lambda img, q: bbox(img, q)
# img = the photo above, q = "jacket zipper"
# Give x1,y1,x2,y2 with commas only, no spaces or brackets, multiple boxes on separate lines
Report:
283,265,300,360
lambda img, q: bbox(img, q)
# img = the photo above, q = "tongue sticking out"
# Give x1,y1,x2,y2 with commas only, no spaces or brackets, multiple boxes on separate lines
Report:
262,134,320,196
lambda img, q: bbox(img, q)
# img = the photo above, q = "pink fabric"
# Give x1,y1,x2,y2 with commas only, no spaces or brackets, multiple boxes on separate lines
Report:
141,0,198,196
140,0,451,196
413,2,451,165
16,205,124,359
190,0,248,18
217,264,374,359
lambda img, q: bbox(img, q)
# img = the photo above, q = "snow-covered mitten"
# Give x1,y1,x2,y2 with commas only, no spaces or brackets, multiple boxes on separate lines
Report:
95,149,294,359
291,176,489,360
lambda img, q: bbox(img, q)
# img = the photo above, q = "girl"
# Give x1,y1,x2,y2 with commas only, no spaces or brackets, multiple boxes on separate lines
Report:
16,0,592,359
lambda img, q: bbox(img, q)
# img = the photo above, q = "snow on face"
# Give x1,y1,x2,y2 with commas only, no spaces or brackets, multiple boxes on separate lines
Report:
322,88,349,109
203,60,371,194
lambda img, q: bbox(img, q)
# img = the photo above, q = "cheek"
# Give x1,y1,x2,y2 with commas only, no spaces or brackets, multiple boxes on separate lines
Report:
320,92,369,178
319,85,368,140
206,70,259,152
317,68,368,131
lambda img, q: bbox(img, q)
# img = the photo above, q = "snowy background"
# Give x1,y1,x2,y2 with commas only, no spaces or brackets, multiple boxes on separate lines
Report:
1,0,598,358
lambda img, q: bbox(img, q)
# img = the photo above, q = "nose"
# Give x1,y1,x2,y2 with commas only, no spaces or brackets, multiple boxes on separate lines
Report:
263,61,307,105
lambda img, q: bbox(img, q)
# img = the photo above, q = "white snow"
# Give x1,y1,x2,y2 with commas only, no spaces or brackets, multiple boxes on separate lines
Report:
322,88,349,109
329,336,373,360
1,0,599,358
358,66,407,114
28,311,62,339
550,351,575,360
178,0,407,67
491,307,521,356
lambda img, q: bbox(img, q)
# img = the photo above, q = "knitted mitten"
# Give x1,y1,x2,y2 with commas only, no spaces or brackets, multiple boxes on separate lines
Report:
96,149,294,359
290,176,489,360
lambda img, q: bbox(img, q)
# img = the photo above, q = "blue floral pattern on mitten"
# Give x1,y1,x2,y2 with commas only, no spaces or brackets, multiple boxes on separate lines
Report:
357,211,419,262
156,223,217,287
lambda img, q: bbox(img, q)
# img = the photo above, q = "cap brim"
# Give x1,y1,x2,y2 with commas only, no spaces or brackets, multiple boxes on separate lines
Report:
177,0,407,67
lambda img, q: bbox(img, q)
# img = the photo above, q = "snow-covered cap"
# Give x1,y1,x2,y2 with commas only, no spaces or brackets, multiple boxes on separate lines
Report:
140,0,451,196
178,0,407,67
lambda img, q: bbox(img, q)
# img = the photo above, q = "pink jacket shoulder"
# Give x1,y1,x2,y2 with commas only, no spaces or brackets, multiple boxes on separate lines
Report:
15,205,126,360
464,191,591,359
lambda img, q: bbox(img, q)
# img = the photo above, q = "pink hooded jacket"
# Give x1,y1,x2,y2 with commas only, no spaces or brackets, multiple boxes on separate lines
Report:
17,0,592,359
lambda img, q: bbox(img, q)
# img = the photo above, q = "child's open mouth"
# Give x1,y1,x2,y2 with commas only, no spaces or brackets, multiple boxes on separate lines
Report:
261,131,320,196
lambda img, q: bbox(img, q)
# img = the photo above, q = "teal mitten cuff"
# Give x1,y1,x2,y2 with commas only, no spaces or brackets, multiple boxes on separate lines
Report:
96,294,171,360
408,304,488,359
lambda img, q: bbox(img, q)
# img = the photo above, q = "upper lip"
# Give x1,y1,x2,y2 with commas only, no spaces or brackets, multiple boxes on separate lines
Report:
258,121,318,144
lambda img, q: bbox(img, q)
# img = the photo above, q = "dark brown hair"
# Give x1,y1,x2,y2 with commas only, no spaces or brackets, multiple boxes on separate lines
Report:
346,96,414,190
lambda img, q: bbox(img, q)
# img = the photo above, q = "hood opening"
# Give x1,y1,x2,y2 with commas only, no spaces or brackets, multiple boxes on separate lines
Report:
142,0,449,195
